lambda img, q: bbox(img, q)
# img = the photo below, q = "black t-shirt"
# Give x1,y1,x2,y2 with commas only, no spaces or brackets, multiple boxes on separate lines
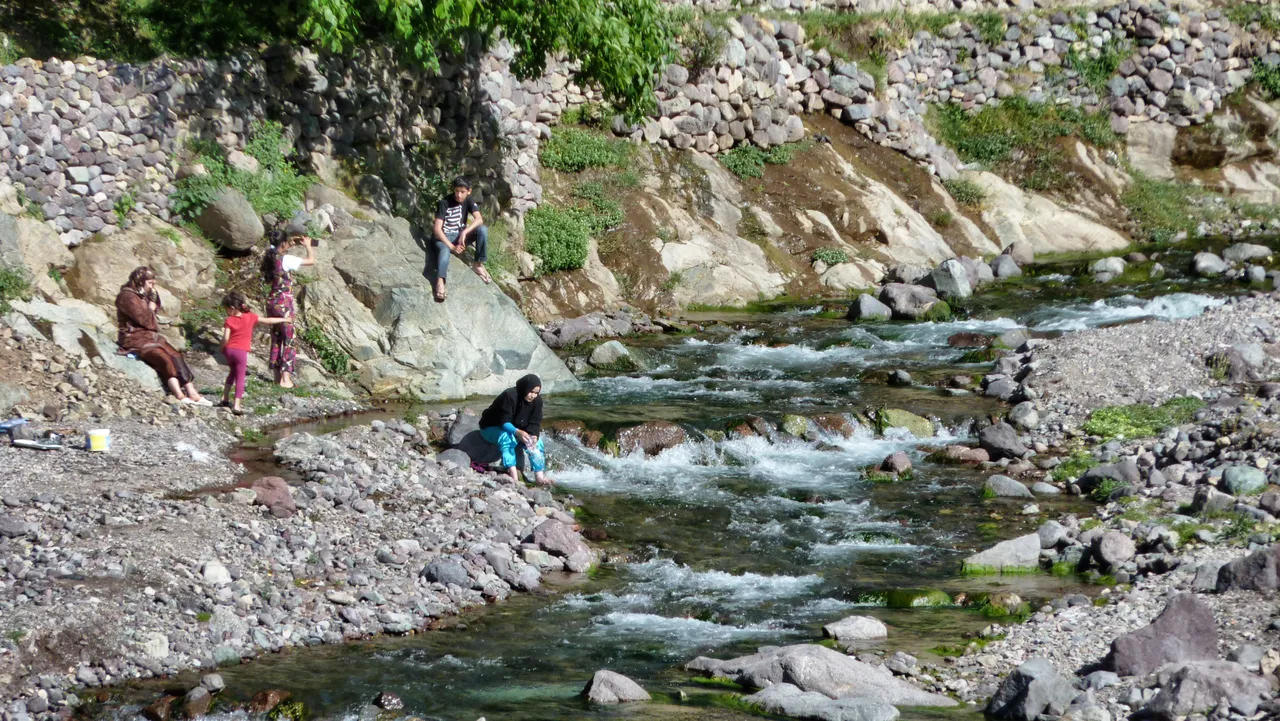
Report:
436,196,480,235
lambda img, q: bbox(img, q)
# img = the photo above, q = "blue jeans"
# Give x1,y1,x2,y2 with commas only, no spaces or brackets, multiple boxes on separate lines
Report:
435,225,488,281
480,425,546,473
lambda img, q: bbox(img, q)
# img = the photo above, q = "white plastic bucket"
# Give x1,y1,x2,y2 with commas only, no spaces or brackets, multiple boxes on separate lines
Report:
87,429,111,452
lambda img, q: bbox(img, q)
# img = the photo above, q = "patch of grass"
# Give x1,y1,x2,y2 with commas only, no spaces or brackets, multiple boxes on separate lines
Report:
0,265,31,314
157,227,183,246
300,324,350,376
559,102,615,129
1090,478,1128,502
930,211,954,228
677,14,727,80
718,142,810,179
1228,4,1280,34
1120,173,1215,244
236,425,267,445
1080,518,1102,531
959,347,999,363
1065,40,1130,94
922,301,953,322
169,121,313,221
113,190,136,224
1254,59,1280,100
525,205,591,275
689,676,744,689
196,612,213,623
47,267,63,284
6,629,26,642
539,127,632,173
1050,561,1077,576
813,247,849,265
660,270,685,292
1082,397,1205,439
973,11,1005,45
962,563,1040,576
929,97,1115,191
1051,452,1097,482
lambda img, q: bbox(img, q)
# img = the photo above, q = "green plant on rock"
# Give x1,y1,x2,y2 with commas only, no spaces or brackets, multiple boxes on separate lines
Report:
113,190,136,224
300,325,350,375
539,127,632,173
267,700,309,721
973,12,1005,45
1081,397,1205,440
718,141,809,179
525,206,591,274
930,211,953,228
169,121,313,221
942,178,985,207
812,247,849,266
678,14,727,80
0,266,31,314
1090,478,1127,502
1051,451,1097,482
1066,40,1130,94
922,301,953,322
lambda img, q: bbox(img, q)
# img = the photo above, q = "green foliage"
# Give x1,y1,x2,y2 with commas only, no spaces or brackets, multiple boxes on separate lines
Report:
113,191,136,224
930,97,1115,191
677,14,727,79
812,247,849,266
539,127,633,173
196,612,213,622
1066,40,1130,94
660,270,684,292
1082,397,1205,440
560,103,614,129
930,211,953,228
169,121,313,221
300,325,350,375
47,267,63,283
1121,173,1213,244
1090,478,1127,502
1050,561,1077,576
4,0,670,120
525,206,591,274
718,142,809,179
1051,451,1097,482
1253,58,1280,100
922,301,953,322
267,700,309,721
179,304,223,341
688,676,744,690
973,12,1005,45
571,181,625,235
0,266,31,314
1227,4,1280,33
943,178,986,207
158,227,183,246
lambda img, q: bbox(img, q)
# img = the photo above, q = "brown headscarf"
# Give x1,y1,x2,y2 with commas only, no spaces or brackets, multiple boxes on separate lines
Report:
122,266,161,308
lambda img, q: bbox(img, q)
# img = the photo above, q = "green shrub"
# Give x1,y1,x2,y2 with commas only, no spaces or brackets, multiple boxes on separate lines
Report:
1065,40,1130,94
1254,58,1280,100
720,145,767,179
1051,451,1097,482
300,325,350,375
930,211,953,228
525,206,591,274
539,127,632,173
0,266,30,313
1121,173,1213,244
943,178,986,207
679,16,727,79
930,97,1115,191
169,121,313,221
113,190,136,224
812,247,849,265
1081,397,1205,439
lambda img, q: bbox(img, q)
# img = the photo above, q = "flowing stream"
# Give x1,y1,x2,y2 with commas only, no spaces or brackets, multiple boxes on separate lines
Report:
134,247,1264,721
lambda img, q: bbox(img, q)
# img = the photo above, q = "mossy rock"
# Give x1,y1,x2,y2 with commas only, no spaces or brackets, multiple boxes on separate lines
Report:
885,588,953,608
781,414,811,437
878,409,933,439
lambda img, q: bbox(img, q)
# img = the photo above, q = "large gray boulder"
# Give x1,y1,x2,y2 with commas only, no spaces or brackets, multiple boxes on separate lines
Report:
927,259,973,299
302,202,575,400
195,188,264,252
1147,661,1271,719
847,294,892,322
1106,593,1218,676
686,644,957,707
979,423,1027,460
985,658,1076,721
1215,544,1280,592
1222,243,1271,264
1222,465,1267,496
1092,531,1135,569
990,254,1022,279
446,412,501,465
985,474,1032,498
878,283,939,320
962,533,1040,573
746,684,899,721
581,670,650,704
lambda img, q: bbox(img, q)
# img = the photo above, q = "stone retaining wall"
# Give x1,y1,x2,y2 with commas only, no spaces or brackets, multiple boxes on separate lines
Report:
0,0,1274,247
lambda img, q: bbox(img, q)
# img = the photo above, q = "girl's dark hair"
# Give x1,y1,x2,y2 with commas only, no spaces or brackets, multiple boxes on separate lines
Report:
220,291,251,312
262,230,289,282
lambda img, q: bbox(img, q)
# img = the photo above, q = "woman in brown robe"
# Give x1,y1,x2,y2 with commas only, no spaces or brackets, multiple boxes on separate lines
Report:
115,267,211,405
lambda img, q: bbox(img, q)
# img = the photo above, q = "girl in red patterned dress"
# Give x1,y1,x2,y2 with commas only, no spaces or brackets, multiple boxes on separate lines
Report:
262,230,315,388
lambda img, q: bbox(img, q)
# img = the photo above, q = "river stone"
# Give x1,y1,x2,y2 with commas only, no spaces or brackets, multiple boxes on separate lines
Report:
847,294,892,321
1147,661,1271,718
436,448,473,469
1215,544,1280,592
200,674,225,692
686,644,957,707
1093,531,1136,569
986,658,1076,721
582,670,650,704
1031,482,1061,496
588,340,638,370
1090,257,1126,281
1106,593,1218,676
1009,402,1039,430
1078,459,1140,498
183,687,212,719
202,561,231,586
1222,465,1267,496
963,533,1040,573
195,187,264,251
928,259,972,299
823,615,889,644
446,413,501,465
878,283,938,320
1038,520,1068,549
1222,243,1272,264
979,422,1027,460
990,254,1022,279
879,409,932,438
986,475,1032,498
782,414,811,437
532,519,591,559
746,684,900,721
421,560,470,587
0,515,35,538
880,451,911,474
1193,252,1228,277
250,476,296,518
887,370,913,387
617,421,687,456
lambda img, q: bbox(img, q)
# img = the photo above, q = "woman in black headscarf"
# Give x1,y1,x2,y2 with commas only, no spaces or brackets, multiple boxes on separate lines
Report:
479,374,552,485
